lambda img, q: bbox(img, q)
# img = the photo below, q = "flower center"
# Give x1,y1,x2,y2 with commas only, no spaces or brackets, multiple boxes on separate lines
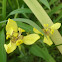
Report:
10,31,23,44
43,28,52,35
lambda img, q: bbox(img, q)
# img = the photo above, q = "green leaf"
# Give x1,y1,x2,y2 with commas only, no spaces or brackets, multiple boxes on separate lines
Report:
48,4,62,16
16,21,33,33
30,44,56,62
30,44,46,60
8,8,32,17
0,29,6,62
39,0,50,9
0,21,6,30
49,0,57,5
2,0,7,20
55,11,62,22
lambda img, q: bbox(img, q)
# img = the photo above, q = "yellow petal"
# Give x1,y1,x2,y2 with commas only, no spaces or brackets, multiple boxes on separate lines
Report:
4,41,16,54
43,36,53,46
33,28,43,35
50,23,61,29
23,34,40,45
6,19,18,35
18,28,25,33
16,39,23,46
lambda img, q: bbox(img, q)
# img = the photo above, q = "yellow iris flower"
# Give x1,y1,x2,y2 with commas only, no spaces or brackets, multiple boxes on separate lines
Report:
33,23,61,46
4,19,40,54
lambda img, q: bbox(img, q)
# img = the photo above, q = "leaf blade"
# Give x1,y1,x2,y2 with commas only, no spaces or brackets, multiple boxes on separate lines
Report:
30,44,56,62
0,29,6,62
8,8,32,17
39,0,50,9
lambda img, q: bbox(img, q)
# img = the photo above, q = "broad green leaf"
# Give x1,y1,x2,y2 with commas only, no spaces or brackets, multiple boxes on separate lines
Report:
0,29,6,62
8,8,32,17
30,44,56,62
39,0,50,9
48,4,62,16
23,0,62,54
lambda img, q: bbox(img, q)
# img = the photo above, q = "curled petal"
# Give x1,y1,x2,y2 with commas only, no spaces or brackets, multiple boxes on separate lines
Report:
6,33,10,39
43,36,53,46
50,23,61,30
4,41,16,54
33,28,43,35
23,34,40,45
6,19,18,35
16,39,23,46
18,28,25,33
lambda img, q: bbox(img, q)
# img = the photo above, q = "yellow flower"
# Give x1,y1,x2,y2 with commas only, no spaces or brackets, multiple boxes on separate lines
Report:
33,23,61,46
4,19,40,54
